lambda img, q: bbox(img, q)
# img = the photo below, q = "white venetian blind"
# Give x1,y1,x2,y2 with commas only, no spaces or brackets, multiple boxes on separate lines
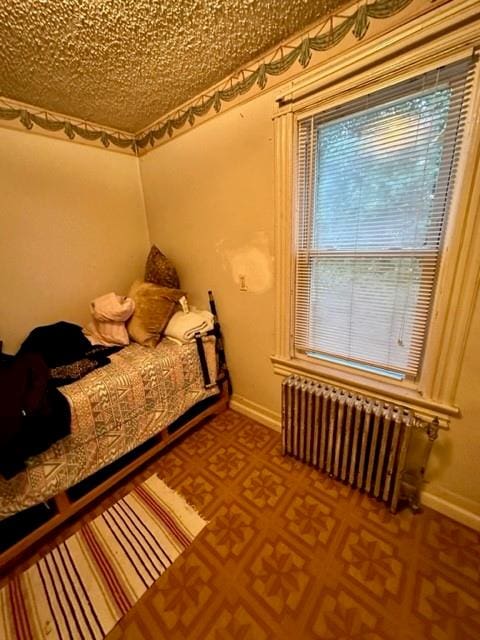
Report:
294,57,476,379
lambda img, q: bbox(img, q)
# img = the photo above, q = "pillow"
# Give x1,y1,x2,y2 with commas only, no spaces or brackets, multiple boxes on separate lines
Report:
127,281,185,347
144,245,180,289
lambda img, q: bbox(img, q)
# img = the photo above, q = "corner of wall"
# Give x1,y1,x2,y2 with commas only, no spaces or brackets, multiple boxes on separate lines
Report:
134,154,151,247
229,394,281,432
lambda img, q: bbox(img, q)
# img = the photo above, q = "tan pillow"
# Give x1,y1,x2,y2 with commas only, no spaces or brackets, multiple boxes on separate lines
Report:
127,281,185,347
145,245,180,289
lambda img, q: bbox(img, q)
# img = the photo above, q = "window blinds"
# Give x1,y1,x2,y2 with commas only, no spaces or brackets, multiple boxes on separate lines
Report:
294,57,476,379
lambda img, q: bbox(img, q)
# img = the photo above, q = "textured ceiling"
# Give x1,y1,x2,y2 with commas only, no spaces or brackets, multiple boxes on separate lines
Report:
0,0,349,133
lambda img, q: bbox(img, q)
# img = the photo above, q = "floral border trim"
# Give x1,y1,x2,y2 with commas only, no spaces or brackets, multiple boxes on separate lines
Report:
135,0,414,150
0,100,136,152
0,0,414,154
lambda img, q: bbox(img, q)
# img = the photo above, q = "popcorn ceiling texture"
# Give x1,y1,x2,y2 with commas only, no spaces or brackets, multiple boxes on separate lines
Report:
0,0,348,133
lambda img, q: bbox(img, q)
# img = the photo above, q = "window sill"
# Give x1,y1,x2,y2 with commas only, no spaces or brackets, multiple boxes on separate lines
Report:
271,354,459,423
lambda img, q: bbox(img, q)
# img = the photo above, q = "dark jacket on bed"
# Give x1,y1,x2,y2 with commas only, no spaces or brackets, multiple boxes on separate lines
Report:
0,322,122,479
18,321,121,385
0,352,71,479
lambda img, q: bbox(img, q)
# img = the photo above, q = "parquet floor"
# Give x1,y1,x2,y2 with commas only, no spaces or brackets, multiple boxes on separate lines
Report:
5,410,480,639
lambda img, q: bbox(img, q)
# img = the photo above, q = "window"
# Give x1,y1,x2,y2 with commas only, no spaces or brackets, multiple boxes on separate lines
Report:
294,59,475,382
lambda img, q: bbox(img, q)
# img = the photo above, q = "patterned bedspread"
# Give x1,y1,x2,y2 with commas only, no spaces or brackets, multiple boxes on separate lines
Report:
0,339,217,519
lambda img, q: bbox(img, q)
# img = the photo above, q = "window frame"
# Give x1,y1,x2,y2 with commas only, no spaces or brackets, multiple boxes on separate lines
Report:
271,6,480,422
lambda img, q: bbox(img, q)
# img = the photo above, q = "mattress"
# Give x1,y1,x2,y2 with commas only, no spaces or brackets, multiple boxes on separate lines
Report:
0,339,217,519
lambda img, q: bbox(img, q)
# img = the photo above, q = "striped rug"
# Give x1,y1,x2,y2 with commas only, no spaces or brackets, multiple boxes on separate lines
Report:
0,475,207,640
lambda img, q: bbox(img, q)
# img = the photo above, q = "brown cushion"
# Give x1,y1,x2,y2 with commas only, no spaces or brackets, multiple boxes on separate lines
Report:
127,281,185,347
144,245,180,289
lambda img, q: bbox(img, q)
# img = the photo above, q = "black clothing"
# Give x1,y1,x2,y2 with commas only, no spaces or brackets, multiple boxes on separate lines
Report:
0,322,122,479
0,353,70,479
18,321,122,386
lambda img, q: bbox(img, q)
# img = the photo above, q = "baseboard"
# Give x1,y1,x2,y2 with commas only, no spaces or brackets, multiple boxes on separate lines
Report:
229,394,281,432
421,487,480,532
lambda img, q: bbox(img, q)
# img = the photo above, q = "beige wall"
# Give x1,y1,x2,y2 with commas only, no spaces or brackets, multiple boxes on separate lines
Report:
140,88,480,523
140,91,282,417
0,128,149,353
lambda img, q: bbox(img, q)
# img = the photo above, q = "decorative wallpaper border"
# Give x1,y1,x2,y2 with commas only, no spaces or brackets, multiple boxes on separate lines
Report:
0,99,136,152
135,0,415,151
0,0,417,155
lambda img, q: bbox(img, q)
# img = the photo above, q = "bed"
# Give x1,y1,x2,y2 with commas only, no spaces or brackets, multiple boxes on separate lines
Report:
0,326,228,572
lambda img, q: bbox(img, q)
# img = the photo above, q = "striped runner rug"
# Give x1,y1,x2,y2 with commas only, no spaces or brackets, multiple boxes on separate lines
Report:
0,475,207,640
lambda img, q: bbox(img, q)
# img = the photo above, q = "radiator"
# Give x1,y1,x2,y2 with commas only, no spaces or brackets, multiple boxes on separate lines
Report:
282,375,439,513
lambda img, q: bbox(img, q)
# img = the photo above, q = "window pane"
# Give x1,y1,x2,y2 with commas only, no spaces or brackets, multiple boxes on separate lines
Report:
313,90,451,251
307,256,427,374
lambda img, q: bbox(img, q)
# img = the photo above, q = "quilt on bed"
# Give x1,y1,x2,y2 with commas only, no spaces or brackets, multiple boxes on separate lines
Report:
0,339,217,519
